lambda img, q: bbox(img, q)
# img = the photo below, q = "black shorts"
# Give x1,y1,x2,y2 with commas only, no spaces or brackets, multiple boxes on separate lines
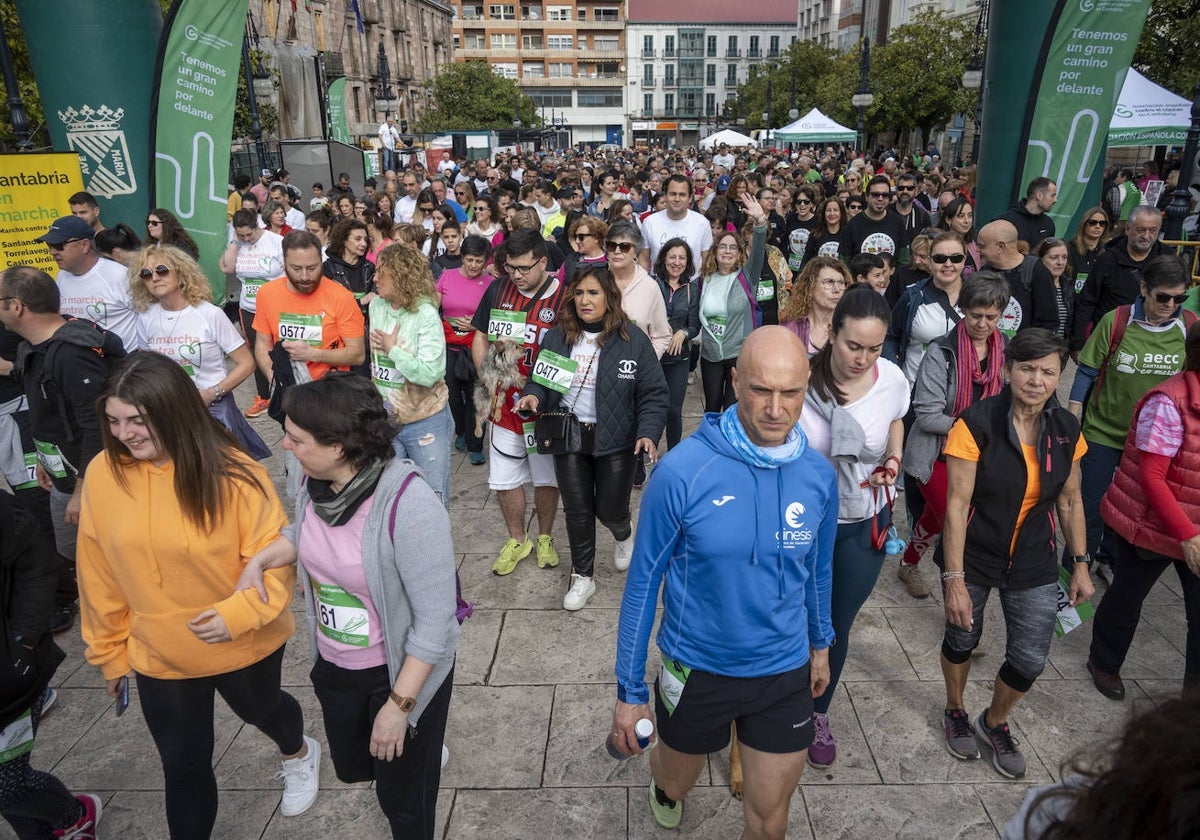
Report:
653,659,814,755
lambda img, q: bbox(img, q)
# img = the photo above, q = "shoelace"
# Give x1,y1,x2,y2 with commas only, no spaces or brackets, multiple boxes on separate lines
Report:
59,816,96,840
946,710,974,739
987,721,1020,754
274,762,313,786
813,714,832,744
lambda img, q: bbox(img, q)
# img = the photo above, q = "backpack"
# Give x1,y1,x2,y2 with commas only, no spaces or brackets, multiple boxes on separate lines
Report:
32,318,125,444
1016,255,1039,293
1096,304,1199,391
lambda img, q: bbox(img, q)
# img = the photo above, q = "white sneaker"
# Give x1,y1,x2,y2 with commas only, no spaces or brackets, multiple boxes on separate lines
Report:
614,536,634,571
441,745,450,769
277,734,321,817
563,574,596,611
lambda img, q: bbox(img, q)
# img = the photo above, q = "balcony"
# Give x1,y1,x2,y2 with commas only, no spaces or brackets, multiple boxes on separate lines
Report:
662,78,676,88
678,48,704,58
518,74,621,86
662,51,675,59
725,49,740,57
723,78,738,87
641,49,655,57
746,49,761,58
767,49,780,57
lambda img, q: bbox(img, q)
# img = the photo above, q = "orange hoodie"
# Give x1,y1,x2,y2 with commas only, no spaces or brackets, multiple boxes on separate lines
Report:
77,452,295,680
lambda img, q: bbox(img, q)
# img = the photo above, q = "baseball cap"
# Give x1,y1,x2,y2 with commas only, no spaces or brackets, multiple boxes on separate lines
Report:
776,161,791,170
555,186,575,200
716,175,731,192
36,216,95,244
261,168,273,176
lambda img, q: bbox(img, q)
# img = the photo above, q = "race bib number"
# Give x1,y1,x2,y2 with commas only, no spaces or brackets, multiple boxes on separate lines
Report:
707,315,727,341
756,279,775,302
487,308,525,342
658,655,692,717
34,439,68,479
1053,565,1095,637
523,421,538,454
312,577,371,647
241,277,267,304
371,352,405,389
1073,272,1088,295
16,452,39,491
530,349,578,393
278,312,323,345
0,710,34,763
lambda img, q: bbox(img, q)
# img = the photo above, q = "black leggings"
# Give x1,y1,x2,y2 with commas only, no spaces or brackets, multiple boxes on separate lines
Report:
0,690,82,839
700,356,737,414
239,307,271,400
554,430,636,577
661,360,690,450
311,657,453,839
444,348,482,453
137,645,304,840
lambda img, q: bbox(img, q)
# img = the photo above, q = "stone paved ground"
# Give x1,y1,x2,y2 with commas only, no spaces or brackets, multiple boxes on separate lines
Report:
8,372,1189,839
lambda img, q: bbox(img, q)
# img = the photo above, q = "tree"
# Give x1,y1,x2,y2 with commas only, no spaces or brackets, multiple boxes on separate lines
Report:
418,61,540,133
734,39,842,131
1133,0,1200,98
867,10,979,145
0,0,51,149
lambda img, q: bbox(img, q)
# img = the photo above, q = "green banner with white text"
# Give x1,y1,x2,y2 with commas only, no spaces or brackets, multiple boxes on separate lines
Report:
151,0,250,301
1017,0,1150,236
328,78,352,144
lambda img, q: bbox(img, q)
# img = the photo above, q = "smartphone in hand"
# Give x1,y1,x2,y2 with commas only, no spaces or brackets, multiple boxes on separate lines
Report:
115,676,129,717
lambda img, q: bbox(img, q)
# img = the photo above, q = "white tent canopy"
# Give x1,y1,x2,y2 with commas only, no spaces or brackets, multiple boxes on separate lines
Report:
773,108,857,144
1108,69,1191,147
700,128,757,149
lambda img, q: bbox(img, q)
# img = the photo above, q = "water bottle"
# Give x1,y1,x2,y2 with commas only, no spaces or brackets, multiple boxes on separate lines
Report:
605,718,654,759
884,524,907,556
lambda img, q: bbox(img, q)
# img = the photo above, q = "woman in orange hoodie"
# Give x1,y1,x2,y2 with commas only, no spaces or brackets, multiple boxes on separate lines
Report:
75,352,321,839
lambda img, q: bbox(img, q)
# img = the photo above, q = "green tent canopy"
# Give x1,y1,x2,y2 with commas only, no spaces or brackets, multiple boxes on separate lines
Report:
1108,69,1191,147
773,108,857,144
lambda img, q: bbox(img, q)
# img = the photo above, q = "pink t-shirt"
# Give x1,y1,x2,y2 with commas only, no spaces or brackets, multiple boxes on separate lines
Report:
300,497,388,670
1135,393,1184,457
436,268,492,348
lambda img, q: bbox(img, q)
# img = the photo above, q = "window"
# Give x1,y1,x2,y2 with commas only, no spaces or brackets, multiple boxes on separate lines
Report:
679,91,697,116
546,5,571,20
489,4,515,19
594,36,619,52
547,34,573,49
707,35,717,57
705,64,716,86
642,64,654,86
491,33,516,49
577,7,585,19
548,62,573,77
706,92,716,116
680,31,703,57
679,63,701,86
463,32,486,49
578,90,622,108
452,33,460,48
663,35,675,57
664,65,674,86
594,7,619,21
769,35,780,56
643,93,653,114
725,63,737,85
643,34,653,57
522,34,543,49
594,61,620,77
460,4,483,19
664,93,674,113
352,86,362,122
530,90,572,107
748,36,760,57
523,61,545,77
727,35,737,56
492,62,518,78
521,5,542,19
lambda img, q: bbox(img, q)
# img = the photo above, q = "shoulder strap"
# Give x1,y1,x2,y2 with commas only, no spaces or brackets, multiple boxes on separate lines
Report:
1095,305,1131,392
1017,255,1037,292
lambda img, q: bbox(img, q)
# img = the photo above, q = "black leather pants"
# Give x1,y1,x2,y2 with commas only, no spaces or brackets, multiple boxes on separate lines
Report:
553,427,636,577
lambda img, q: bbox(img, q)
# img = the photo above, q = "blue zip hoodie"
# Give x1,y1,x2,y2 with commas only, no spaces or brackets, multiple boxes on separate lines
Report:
614,412,838,705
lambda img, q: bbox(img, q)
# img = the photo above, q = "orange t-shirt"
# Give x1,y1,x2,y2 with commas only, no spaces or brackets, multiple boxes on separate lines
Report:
252,277,364,381
944,419,1087,554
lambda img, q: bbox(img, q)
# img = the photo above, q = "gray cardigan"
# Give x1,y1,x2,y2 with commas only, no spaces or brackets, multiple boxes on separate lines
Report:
290,458,460,726
901,337,959,484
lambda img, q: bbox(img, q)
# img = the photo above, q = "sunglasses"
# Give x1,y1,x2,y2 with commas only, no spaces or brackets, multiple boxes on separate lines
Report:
47,238,85,251
146,219,163,226
1085,219,1107,227
604,240,634,254
931,253,966,264
1152,291,1189,305
139,265,171,278
896,185,916,192
797,199,813,206
574,232,593,241
868,192,891,199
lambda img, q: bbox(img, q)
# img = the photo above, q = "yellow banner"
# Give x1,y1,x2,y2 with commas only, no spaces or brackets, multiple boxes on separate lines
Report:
0,153,85,277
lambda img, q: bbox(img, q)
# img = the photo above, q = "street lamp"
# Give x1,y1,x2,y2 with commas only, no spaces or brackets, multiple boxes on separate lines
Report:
374,40,397,114
788,66,798,122
240,9,268,173
0,26,32,150
851,38,874,155
1164,80,1200,241
962,0,988,163
762,77,773,149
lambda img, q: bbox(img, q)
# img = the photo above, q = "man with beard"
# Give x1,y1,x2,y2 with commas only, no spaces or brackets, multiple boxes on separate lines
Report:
999,177,1057,249
847,175,910,264
1070,206,1165,355
893,172,931,238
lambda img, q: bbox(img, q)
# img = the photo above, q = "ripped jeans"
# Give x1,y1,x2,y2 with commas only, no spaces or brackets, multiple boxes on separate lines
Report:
391,403,454,510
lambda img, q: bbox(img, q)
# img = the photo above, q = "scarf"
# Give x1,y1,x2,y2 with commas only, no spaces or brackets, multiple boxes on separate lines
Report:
952,323,1004,416
718,405,807,469
308,459,385,526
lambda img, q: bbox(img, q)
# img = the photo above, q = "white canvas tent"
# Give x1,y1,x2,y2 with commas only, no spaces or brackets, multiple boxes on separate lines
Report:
700,128,757,149
773,108,857,144
1108,69,1191,147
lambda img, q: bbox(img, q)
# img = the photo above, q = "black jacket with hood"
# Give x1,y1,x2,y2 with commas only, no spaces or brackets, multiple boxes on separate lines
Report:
1069,236,1164,352
999,202,1055,249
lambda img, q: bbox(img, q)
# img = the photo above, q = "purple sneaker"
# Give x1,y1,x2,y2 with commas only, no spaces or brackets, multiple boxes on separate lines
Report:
807,712,836,768
943,708,980,760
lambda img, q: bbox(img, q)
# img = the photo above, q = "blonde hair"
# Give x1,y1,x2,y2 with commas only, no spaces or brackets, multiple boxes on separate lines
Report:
375,243,437,311
391,223,428,249
128,245,213,312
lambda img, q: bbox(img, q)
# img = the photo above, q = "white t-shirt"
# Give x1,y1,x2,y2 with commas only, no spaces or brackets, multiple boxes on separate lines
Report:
801,358,910,523
712,153,735,169
396,195,417,224
641,210,713,280
904,300,961,384
285,206,306,230
437,158,456,175
57,257,142,352
562,335,600,423
140,301,245,389
378,122,399,151
232,230,285,313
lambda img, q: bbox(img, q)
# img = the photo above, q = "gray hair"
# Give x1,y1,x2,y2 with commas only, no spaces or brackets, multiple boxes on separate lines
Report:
1128,205,1162,228
605,219,643,252
959,270,1011,312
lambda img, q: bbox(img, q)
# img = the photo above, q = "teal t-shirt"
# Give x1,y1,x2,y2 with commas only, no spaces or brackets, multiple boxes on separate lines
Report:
1080,307,1189,449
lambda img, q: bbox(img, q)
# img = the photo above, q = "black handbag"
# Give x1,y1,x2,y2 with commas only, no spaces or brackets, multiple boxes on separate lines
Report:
532,346,596,455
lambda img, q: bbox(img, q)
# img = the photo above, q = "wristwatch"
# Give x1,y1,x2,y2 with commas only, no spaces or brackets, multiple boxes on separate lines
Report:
389,691,416,712
1071,553,1092,565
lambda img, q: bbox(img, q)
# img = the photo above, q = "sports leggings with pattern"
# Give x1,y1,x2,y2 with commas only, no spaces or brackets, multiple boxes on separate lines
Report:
0,691,83,839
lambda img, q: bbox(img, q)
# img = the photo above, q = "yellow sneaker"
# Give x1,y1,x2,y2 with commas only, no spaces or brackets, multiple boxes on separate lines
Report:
493,537,533,576
536,534,559,568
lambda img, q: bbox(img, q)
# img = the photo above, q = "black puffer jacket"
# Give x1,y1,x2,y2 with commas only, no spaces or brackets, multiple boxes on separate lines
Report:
522,323,668,456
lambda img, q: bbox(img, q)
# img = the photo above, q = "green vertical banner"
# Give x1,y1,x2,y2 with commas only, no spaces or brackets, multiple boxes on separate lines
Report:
328,79,352,143
15,0,162,228
981,0,1149,233
151,0,250,301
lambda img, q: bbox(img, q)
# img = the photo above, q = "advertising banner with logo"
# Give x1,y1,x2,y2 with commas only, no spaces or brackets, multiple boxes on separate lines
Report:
15,0,162,228
150,0,250,300
328,78,352,144
0,154,85,276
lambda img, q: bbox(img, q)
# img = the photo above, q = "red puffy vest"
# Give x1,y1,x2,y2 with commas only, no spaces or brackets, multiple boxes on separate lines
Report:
1101,370,1200,560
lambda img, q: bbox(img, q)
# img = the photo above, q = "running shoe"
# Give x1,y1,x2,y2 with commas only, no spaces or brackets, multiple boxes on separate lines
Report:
49,603,76,635
53,793,102,839
808,712,836,768
41,687,58,719
244,395,270,418
974,711,1025,778
897,563,931,599
493,537,533,576
563,574,596,611
648,780,682,829
454,434,466,452
614,536,633,571
536,534,559,569
276,735,321,816
943,708,979,760
468,451,486,466
1087,658,1125,700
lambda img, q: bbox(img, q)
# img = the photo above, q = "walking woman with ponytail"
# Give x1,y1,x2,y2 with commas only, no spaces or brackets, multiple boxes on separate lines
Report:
799,284,909,771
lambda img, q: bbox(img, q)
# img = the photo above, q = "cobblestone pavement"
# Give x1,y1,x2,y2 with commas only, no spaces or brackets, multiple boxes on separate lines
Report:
10,372,1188,839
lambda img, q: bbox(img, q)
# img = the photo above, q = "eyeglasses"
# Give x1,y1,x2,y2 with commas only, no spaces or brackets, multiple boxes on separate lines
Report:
818,278,848,289
475,205,489,212
605,240,634,254
716,243,740,252
419,205,435,212
47,239,85,252
574,232,594,241
139,265,171,279
896,185,916,192
507,259,543,276
146,219,162,226
1085,218,1107,227
931,253,966,264
868,191,891,199
1152,291,1189,305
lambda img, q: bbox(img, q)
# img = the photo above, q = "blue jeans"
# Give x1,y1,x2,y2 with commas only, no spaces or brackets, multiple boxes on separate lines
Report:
1079,441,1123,564
391,404,453,509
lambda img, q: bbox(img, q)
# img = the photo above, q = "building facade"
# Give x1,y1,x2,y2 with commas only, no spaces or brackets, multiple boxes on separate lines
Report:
447,0,628,146
798,0,837,46
627,0,799,147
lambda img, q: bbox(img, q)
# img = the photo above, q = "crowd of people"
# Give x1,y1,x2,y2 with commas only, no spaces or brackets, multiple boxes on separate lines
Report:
1,140,1198,839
